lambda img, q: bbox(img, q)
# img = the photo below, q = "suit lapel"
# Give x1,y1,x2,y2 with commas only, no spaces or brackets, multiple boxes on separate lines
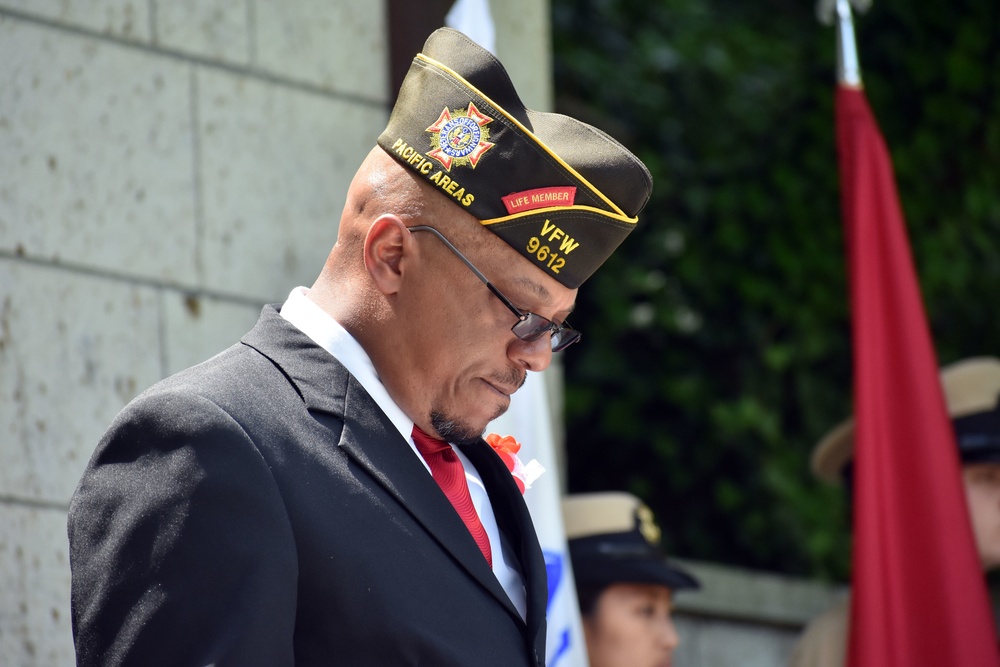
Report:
242,306,524,623
461,441,548,648
336,389,522,622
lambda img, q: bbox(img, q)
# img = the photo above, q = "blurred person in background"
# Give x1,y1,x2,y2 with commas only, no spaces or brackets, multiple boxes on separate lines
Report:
563,491,700,667
789,357,1000,666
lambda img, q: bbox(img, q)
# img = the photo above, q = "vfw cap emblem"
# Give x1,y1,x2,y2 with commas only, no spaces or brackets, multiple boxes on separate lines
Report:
426,102,495,171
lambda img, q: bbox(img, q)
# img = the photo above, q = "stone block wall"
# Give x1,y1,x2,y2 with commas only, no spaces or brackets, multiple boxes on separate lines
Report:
673,560,846,666
0,2,387,664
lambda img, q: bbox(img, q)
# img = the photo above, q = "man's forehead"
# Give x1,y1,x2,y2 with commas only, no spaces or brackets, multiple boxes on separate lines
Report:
506,274,576,312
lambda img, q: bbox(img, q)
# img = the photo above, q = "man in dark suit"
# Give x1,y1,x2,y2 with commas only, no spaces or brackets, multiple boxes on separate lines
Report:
68,28,652,666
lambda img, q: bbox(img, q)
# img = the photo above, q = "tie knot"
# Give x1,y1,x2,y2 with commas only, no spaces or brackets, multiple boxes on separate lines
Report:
411,425,451,457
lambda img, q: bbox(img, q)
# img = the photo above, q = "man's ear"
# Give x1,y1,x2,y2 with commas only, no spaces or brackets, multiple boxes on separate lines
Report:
364,215,411,295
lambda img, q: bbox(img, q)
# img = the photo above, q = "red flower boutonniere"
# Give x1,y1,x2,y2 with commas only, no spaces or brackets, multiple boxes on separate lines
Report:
485,433,545,494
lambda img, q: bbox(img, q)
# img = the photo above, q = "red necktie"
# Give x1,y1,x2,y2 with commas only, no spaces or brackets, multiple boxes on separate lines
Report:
411,425,493,567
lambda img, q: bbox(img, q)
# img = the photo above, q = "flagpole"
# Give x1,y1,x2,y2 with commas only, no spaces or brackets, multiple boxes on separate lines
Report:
835,0,862,87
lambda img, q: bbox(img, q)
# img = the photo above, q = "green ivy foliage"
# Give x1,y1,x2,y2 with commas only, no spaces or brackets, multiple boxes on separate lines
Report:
552,0,1000,580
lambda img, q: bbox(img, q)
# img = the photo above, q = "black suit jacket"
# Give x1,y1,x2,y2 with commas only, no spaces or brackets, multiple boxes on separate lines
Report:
68,305,548,666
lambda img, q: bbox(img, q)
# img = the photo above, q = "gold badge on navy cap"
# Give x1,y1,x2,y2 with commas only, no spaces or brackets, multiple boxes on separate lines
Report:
378,27,653,289
561,492,702,592
637,502,661,546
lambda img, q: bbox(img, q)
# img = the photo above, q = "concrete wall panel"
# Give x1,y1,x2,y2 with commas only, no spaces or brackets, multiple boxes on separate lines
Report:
161,291,263,375
153,0,250,64
0,261,161,505
197,67,385,301
254,0,388,100
0,506,75,667
0,18,197,285
0,0,150,42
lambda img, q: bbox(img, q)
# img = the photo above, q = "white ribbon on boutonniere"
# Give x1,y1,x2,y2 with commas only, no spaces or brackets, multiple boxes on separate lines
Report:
484,433,545,494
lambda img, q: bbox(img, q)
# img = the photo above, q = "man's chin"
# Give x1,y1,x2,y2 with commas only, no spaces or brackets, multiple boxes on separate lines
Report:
492,395,510,419
430,402,508,446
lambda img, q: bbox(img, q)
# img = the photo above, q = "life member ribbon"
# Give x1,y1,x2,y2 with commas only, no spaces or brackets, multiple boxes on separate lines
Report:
501,186,576,214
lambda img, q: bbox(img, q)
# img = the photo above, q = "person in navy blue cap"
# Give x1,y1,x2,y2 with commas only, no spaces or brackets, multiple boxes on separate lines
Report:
563,492,700,667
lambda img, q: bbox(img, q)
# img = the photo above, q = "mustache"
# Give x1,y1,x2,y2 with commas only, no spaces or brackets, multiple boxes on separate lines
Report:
490,367,526,393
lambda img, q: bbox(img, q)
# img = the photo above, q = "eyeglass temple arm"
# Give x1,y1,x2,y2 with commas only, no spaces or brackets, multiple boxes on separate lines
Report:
408,225,526,319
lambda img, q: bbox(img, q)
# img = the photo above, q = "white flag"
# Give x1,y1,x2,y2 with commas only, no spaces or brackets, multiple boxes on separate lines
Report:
445,0,496,54
489,372,588,667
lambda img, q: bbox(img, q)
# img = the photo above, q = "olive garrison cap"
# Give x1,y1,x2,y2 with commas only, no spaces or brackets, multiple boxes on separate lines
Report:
562,492,699,592
812,357,1000,483
378,28,652,289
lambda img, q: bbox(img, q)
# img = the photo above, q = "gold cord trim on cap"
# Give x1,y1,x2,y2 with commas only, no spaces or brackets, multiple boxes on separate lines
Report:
480,204,638,227
416,53,630,219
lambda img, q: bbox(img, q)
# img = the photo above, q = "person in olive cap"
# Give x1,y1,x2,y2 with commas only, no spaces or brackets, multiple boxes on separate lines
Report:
563,492,700,667
68,28,652,667
789,357,1000,667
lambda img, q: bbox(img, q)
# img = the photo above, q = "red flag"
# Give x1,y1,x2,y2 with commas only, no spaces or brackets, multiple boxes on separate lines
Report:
837,85,1000,666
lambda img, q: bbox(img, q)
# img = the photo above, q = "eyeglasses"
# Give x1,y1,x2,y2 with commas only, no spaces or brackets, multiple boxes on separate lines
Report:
409,225,582,352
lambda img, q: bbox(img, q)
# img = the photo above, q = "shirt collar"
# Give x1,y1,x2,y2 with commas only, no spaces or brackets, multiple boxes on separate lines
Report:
279,287,414,445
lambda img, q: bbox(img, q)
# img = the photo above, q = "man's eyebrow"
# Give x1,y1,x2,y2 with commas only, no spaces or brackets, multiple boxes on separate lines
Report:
508,276,576,316
506,276,550,301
